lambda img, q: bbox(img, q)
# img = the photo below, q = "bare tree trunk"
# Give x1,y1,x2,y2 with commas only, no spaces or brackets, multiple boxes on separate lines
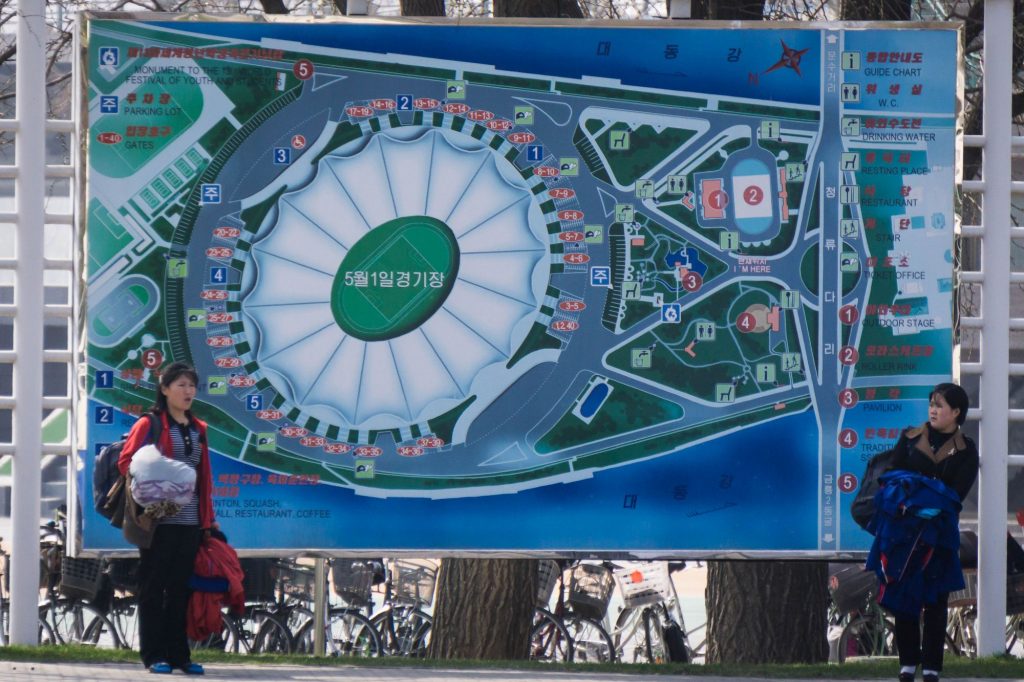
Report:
494,0,585,17
840,0,911,20
706,560,829,664
688,0,764,19
428,558,537,660
401,0,446,14
259,0,291,13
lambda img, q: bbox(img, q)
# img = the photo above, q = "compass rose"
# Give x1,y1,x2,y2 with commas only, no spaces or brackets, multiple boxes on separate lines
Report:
764,40,809,77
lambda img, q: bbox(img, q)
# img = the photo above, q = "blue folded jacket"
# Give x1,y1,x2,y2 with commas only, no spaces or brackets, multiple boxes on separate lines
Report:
865,470,965,615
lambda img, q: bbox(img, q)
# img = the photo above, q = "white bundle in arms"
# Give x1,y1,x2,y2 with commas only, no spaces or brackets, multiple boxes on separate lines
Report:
129,444,196,507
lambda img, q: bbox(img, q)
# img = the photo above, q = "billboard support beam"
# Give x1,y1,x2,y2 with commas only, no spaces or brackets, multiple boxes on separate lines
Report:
11,0,46,646
347,0,369,15
668,0,692,18
977,0,1013,657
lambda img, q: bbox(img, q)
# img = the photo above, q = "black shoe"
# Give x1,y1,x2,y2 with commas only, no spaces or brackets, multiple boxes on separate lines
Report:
899,673,915,682
922,674,938,682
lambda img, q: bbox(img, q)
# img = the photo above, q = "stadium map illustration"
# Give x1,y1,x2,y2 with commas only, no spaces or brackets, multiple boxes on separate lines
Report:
80,16,959,553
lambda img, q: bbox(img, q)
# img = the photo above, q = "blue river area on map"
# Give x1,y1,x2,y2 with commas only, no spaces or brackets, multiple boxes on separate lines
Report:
82,405,822,552
838,398,930,551
148,22,823,105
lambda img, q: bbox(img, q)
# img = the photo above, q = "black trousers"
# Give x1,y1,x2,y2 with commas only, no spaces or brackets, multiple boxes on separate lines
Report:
893,592,949,672
138,524,201,668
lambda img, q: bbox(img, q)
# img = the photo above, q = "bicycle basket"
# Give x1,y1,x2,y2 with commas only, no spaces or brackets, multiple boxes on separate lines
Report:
536,560,560,608
107,558,139,594
949,567,1024,613
612,561,672,610
276,560,316,601
240,558,276,603
1009,572,1024,614
567,563,614,620
331,560,375,607
390,559,437,607
949,569,977,607
828,563,877,614
60,556,104,601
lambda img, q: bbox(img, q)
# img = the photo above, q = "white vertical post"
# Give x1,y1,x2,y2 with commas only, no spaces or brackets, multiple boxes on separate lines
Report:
977,0,1013,657
11,0,47,646
668,0,691,18
347,0,370,15
313,558,327,656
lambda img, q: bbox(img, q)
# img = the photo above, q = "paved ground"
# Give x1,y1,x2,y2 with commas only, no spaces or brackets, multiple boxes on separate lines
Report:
0,662,1022,682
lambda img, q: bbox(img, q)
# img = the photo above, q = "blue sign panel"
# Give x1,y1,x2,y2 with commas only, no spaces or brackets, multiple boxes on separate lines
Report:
83,18,959,554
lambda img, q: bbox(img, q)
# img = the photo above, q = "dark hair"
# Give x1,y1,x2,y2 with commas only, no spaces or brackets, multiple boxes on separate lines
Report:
931,382,969,426
153,361,199,413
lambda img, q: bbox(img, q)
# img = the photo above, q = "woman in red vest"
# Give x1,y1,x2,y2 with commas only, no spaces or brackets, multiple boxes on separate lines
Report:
118,362,215,675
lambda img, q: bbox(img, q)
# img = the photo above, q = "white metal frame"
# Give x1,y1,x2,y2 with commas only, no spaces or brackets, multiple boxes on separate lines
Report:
8,0,45,647
5,0,77,645
3,0,1016,653
965,0,1013,655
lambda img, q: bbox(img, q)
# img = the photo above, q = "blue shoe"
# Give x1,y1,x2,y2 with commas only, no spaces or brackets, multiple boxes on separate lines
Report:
148,662,172,674
180,662,205,676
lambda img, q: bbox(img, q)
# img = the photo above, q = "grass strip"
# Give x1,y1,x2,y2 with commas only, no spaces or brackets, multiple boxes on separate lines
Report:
2,645,1024,677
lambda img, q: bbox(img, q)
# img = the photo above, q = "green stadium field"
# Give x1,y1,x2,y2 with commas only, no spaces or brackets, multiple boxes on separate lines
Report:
332,215,460,341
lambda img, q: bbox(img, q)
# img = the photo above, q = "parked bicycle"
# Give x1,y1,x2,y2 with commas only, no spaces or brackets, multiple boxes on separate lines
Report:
606,561,694,664
530,560,573,662
36,514,122,648
366,559,434,657
189,557,295,655
531,560,698,665
291,558,382,657
0,537,55,645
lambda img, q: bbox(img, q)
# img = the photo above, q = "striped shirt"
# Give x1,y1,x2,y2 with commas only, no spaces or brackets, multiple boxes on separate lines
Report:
159,420,201,526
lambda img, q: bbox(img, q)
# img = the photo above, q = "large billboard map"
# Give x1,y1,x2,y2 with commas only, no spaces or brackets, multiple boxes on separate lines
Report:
78,15,961,554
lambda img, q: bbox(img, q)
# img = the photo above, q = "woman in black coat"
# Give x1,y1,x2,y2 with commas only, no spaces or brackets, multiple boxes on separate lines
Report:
887,382,978,682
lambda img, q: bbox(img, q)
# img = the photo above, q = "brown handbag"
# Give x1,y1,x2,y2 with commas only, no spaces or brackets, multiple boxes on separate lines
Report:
119,473,156,549
103,476,127,526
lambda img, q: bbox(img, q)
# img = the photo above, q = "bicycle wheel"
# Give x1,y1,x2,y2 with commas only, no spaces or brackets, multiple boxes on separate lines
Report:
640,608,669,664
81,607,123,649
1007,613,1024,657
37,616,56,646
372,606,432,657
295,609,380,657
0,604,55,646
530,608,573,663
837,613,896,662
395,608,431,657
945,605,977,658
279,603,313,645
191,611,241,653
247,611,292,654
107,599,139,651
564,613,615,663
50,601,121,649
